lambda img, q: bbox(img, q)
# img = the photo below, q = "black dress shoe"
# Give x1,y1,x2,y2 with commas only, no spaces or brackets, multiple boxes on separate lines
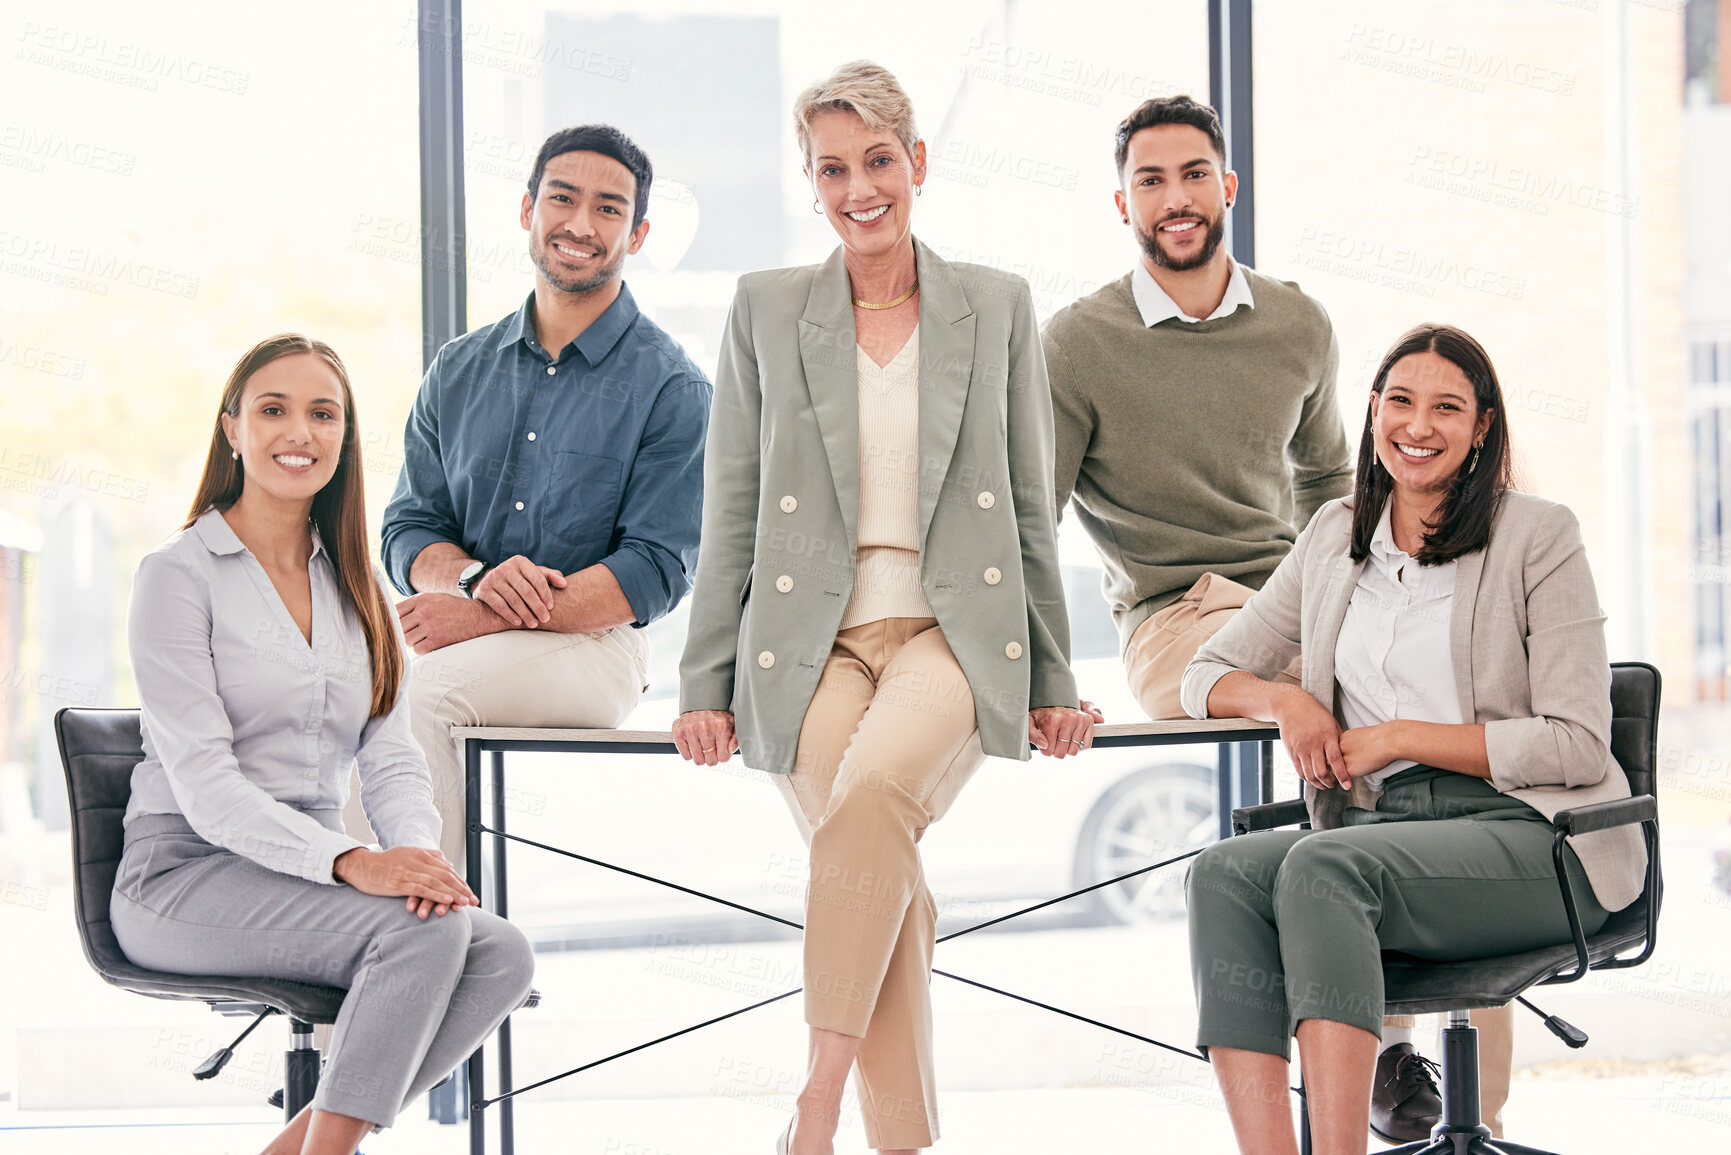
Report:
1370,1041,1443,1143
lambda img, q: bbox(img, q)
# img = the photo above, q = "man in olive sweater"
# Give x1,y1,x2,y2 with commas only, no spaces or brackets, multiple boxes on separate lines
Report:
1045,99,1523,1149
1044,94,1513,1145
1043,95,1351,721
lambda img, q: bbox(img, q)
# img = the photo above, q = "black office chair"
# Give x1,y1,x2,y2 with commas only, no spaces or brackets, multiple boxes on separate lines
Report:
56,707,345,1121
1230,662,1663,1155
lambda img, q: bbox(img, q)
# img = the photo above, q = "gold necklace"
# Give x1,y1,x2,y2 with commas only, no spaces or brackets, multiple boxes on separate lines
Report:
852,278,918,310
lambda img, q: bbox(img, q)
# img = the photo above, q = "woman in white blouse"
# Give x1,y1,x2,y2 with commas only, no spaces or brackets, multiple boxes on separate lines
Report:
112,334,534,1155
1180,324,1647,1155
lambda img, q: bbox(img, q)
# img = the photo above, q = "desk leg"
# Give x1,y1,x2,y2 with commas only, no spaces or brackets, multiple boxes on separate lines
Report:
1234,741,1258,814
466,737,487,1155
491,750,514,1155
1259,740,1274,805
1215,744,1234,841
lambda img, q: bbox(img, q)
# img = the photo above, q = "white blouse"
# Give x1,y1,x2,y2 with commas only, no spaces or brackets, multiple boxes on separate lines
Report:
1333,504,1462,788
125,509,440,883
840,327,936,629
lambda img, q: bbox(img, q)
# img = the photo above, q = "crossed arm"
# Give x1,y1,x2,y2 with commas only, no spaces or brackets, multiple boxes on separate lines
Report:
396,542,634,655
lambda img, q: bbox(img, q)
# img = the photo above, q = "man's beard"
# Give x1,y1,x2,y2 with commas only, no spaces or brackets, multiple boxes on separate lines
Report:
1136,211,1226,272
530,233,625,295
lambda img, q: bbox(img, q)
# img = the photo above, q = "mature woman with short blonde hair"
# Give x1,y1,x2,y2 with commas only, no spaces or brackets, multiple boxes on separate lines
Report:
676,61,1097,1154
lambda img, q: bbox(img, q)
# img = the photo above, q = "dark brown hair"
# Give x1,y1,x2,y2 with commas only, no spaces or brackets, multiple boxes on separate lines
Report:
1113,94,1226,181
185,334,403,717
1350,323,1513,565
528,123,653,229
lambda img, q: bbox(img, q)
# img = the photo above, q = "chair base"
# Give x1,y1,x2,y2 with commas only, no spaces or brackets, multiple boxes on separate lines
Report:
283,1019,321,1122
1377,1017,1559,1155
1382,1134,1559,1155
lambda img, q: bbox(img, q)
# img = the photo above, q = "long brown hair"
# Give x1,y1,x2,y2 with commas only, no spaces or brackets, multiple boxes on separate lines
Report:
185,334,403,717
1350,324,1514,565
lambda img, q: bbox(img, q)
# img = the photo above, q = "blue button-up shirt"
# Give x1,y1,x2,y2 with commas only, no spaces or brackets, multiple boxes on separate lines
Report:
381,284,711,625
126,510,441,884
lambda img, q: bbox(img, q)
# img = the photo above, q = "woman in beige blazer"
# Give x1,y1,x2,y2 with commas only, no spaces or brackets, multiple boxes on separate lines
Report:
1179,323,1647,1155
674,62,1096,1155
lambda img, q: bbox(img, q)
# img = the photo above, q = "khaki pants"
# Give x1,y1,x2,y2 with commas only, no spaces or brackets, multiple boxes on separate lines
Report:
774,618,985,1151
1139,573,1515,1128
1125,572,1301,721
343,626,647,870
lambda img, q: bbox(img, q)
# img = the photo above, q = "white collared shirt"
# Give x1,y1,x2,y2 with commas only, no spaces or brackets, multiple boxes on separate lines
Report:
124,509,441,883
1130,255,1255,326
1333,504,1462,789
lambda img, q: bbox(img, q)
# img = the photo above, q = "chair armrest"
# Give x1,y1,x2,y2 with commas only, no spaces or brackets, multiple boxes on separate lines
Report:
1544,795,1661,985
1231,798,1308,835
1552,795,1656,836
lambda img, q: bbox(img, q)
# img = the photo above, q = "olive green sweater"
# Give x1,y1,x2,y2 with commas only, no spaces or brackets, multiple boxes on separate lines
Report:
1042,267,1353,647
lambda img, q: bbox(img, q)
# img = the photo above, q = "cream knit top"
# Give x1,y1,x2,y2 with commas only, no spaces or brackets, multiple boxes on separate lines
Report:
839,327,935,629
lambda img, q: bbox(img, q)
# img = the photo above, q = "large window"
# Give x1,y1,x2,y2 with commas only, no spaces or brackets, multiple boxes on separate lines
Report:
1253,1,1686,672
1,3,1723,1152
0,0,425,1131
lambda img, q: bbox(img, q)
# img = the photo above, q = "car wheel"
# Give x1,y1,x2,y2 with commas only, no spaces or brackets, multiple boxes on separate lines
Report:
1071,762,1217,924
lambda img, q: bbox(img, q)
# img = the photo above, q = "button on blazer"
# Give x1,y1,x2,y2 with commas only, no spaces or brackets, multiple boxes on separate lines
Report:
679,239,1078,772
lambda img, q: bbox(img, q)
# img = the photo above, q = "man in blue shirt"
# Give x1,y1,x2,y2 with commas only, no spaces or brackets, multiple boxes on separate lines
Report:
364,124,711,869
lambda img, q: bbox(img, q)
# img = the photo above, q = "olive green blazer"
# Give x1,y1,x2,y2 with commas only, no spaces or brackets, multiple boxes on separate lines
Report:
678,239,1078,772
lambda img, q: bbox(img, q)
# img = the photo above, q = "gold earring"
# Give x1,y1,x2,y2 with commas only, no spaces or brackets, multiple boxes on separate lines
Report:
1467,443,1482,475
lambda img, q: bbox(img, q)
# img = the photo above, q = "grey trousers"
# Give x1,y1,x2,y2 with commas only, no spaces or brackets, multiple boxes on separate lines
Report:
1186,767,1610,1059
111,814,536,1126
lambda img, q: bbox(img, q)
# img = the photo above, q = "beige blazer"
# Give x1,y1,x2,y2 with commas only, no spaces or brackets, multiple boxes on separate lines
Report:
1184,492,1647,911
678,239,1078,772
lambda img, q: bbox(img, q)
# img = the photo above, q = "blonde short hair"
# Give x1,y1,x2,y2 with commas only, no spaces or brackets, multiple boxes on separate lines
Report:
792,60,920,170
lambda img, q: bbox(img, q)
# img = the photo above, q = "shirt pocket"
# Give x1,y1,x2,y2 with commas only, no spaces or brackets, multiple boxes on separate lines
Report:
542,451,625,555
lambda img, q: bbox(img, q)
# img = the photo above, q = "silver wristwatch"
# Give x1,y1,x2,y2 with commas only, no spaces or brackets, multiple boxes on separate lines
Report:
456,560,489,598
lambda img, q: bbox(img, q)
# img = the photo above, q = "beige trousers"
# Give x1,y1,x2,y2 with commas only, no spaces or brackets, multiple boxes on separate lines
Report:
1125,572,1302,721
1130,572,1515,1129
343,625,647,870
774,618,985,1152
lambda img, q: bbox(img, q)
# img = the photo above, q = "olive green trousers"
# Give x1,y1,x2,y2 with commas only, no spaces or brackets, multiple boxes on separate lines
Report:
1186,766,1609,1058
